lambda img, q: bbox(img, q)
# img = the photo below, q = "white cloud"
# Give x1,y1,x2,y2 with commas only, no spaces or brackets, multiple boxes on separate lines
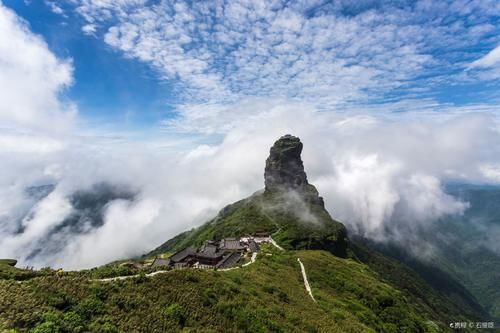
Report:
467,45,500,80
469,45,500,69
2,99,500,269
45,1,65,15
68,0,500,109
0,4,75,132
2,1,500,270
81,23,96,35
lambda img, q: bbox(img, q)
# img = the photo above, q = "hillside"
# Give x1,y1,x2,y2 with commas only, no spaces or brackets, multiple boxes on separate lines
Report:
141,135,489,331
147,188,349,258
356,183,500,320
1,245,458,333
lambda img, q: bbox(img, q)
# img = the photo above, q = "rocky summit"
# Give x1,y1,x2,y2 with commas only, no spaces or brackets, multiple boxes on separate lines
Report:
264,134,308,192
265,134,325,207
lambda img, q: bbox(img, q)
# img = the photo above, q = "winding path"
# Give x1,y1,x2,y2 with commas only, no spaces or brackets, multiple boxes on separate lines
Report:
297,258,316,303
96,269,170,282
269,237,284,251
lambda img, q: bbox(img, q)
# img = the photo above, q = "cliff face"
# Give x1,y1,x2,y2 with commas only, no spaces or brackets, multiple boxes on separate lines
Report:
264,134,308,192
265,134,325,207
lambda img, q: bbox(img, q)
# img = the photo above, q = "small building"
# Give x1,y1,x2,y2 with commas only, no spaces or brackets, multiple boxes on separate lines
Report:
196,252,224,266
196,242,224,266
150,258,171,268
220,238,245,251
156,234,263,270
216,252,241,269
164,246,197,267
248,239,260,253
254,232,271,243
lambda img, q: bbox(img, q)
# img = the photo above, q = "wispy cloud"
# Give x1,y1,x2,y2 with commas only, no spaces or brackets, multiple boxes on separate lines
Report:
470,45,500,68
81,23,96,35
44,1,65,16
467,45,500,80
70,0,500,110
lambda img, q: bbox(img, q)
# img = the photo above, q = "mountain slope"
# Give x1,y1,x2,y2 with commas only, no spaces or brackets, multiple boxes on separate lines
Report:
1,248,445,333
351,241,489,325
142,135,489,331
148,188,349,258
351,183,500,320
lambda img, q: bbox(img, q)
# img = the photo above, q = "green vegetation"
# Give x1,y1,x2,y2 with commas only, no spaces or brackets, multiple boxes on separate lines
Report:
0,248,456,332
348,184,500,321
0,259,41,281
351,242,487,327
148,189,349,258
426,185,500,319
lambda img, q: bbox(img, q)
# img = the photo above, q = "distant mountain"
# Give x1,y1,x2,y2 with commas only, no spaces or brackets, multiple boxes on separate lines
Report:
17,182,135,264
24,184,56,201
361,183,500,320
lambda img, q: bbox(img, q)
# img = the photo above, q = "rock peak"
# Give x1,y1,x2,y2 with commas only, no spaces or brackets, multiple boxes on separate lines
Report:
264,134,309,192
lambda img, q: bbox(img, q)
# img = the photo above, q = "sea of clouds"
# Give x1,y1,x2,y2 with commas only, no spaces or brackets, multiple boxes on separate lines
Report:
1,3,500,269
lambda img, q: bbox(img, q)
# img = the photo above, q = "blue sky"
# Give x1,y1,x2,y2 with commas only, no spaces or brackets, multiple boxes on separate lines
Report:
2,0,500,135
3,0,176,130
3,0,500,268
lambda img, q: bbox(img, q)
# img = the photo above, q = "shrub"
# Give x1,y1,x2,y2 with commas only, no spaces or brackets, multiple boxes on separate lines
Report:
74,296,104,320
164,303,186,326
32,321,60,333
61,311,84,332
278,291,289,303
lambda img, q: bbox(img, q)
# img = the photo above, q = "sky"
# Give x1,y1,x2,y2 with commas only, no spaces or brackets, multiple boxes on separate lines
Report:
2,0,500,131
0,0,500,268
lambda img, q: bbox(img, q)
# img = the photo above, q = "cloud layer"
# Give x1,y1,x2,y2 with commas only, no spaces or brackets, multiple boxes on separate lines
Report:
1,2,500,269
70,0,500,109
3,100,500,269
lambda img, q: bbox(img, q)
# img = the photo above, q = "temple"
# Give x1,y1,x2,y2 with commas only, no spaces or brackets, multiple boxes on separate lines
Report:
150,233,271,270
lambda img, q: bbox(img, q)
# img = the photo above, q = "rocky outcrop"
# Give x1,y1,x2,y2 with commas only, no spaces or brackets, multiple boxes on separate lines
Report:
264,134,324,207
265,134,308,191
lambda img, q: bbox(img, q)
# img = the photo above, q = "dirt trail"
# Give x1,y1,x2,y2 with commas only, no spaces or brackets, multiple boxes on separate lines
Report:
297,258,316,303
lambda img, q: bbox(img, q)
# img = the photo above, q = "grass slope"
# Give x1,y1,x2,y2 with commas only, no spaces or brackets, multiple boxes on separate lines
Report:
351,242,489,327
1,247,450,333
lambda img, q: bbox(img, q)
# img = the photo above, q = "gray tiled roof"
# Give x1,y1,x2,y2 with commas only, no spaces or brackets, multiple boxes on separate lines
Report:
248,240,260,252
196,250,224,259
170,246,196,262
199,243,218,255
216,252,241,269
151,258,170,267
221,238,244,250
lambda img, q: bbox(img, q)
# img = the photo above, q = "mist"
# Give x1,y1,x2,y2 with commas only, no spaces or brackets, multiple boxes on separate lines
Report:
2,103,500,269
1,2,500,269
